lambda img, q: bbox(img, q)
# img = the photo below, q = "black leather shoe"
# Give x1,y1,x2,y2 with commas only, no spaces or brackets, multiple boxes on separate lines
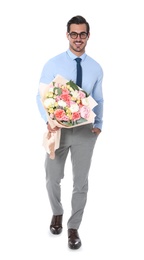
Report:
50,215,63,234
68,229,82,249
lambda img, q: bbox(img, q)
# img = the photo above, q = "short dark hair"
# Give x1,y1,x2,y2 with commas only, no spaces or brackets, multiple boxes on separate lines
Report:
67,15,90,34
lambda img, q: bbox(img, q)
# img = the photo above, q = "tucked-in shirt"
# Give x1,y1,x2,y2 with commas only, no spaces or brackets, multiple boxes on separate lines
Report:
36,49,104,130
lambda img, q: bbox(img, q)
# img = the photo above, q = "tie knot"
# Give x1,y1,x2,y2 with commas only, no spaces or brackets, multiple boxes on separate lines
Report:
75,58,82,63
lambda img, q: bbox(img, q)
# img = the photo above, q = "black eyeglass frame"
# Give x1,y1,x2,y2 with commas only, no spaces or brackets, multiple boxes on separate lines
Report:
68,31,88,39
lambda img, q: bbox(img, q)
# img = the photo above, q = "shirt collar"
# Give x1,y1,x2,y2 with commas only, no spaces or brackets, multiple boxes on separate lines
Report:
66,49,86,61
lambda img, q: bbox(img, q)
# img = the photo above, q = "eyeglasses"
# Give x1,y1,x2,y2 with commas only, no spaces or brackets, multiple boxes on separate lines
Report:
68,32,88,39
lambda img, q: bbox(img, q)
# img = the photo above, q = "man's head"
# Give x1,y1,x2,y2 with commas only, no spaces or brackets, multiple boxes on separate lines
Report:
67,15,90,34
66,15,90,56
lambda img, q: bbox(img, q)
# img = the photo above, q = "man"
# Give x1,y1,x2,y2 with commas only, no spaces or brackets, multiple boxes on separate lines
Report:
36,15,104,250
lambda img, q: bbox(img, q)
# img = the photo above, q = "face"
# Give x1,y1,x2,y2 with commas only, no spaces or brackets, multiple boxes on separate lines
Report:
66,24,90,56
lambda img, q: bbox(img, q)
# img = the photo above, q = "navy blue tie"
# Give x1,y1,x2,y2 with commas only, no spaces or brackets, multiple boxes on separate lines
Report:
75,58,82,88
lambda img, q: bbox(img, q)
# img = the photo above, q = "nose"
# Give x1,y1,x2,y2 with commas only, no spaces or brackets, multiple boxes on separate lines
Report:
77,34,81,40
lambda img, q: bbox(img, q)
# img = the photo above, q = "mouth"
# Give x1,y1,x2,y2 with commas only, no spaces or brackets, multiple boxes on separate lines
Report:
75,41,82,47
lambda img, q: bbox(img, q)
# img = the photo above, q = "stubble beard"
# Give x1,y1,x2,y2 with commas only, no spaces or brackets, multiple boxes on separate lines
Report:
70,42,86,54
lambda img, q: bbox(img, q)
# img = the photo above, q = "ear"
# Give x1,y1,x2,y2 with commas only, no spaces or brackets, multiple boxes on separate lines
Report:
87,32,90,39
66,32,69,40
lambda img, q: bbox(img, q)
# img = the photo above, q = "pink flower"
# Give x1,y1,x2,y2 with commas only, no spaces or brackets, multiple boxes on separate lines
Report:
61,115,69,121
78,90,86,99
80,106,90,119
62,89,69,95
72,112,81,121
60,94,71,102
54,109,66,120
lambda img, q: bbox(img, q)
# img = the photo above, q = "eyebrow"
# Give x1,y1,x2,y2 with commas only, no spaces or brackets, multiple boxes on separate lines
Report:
70,31,87,33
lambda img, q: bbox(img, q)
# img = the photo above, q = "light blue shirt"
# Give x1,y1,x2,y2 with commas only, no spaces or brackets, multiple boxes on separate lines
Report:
36,49,104,130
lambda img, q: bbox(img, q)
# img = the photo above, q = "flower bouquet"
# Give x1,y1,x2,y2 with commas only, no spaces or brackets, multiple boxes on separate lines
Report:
39,75,97,159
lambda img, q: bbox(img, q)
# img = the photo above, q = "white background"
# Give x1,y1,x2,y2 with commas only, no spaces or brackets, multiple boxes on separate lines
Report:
0,0,144,259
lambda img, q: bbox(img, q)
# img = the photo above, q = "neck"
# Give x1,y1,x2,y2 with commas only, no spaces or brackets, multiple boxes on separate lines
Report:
69,47,85,56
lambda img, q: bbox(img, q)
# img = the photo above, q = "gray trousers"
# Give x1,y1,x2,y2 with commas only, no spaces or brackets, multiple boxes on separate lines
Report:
45,123,98,230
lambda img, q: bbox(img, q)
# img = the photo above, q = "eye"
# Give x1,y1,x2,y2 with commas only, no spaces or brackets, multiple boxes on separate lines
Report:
80,32,88,39
70,32,77,38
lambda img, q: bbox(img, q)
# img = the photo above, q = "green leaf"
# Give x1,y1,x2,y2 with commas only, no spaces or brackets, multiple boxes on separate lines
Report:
76,118,87,124
66,80,90,97
54,87,62,95
66,80,79,91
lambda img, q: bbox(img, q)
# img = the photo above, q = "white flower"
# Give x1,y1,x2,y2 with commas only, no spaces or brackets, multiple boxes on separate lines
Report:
58,100,67,107
69,103,79,112
43,98,55,108
81,98,89,106
71,90,79,98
